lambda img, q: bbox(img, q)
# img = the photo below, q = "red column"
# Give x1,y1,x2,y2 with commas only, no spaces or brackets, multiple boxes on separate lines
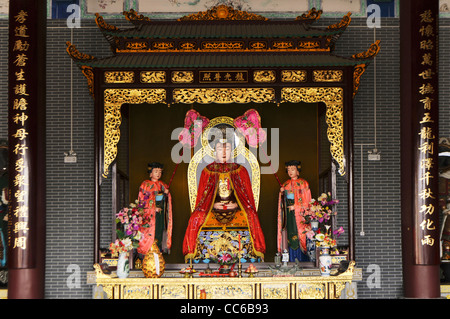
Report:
7,0,46,299
400,0,441,298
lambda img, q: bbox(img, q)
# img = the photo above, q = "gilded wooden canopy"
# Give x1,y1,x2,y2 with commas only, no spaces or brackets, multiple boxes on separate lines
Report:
66,5,380,179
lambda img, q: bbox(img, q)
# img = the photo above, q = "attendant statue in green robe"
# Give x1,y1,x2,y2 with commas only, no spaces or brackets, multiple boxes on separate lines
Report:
277,160,312,262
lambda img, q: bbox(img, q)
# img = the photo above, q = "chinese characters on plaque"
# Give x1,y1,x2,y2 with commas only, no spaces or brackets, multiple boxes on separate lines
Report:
415,8,439,264
199,71,248,83
10,9,30,254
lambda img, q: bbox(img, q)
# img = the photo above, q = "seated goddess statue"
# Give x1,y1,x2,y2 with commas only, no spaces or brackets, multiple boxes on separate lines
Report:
183,124,265,263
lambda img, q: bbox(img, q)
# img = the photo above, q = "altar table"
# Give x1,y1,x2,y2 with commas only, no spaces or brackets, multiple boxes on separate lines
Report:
93,261,357,299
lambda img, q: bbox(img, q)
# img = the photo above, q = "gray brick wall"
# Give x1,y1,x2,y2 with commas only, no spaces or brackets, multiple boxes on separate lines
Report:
333,18,403,299
0,14,448,298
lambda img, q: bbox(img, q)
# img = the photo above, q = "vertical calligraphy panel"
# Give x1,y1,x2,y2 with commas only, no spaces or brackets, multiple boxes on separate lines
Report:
8,0,45,275
412,4,440,265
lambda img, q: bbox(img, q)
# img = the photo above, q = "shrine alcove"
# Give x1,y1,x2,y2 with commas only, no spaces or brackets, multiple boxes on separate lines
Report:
65,5,380,264
118,101,323,262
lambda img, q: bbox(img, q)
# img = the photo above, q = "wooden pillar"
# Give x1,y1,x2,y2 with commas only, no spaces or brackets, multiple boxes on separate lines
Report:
345,66,355,262
400,0,441,298
94,71,102,265
7,0,46,298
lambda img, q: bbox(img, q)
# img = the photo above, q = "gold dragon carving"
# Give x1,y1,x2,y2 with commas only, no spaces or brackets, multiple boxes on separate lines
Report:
281,70,307,83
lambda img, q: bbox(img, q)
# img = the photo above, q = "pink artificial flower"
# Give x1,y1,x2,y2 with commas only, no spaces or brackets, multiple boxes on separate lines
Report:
234,109,266,148
306,230,315,240
178,110,209,148
219,253,232,263
333,227,345,237
116,211,129,224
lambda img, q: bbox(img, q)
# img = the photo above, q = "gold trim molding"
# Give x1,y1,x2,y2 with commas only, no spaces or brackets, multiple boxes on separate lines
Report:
103,89,166,177
101,87,346,179
253,70,276,83
313,70,344,82
281,87,345,176
202,41,244,51
104,71,134,84
173,88,275,104
126,41,148,50
171,71,194,84
281,70,307,83
94,261,356,299
140,71,166,83
116,41,330,53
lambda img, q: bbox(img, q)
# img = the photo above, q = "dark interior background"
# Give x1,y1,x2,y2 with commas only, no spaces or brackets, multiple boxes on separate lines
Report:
127,101,322,263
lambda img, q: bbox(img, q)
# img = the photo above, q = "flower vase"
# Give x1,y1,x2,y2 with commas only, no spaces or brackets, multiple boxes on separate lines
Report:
318,247,332,276
311,220,319,231
116,252,130,279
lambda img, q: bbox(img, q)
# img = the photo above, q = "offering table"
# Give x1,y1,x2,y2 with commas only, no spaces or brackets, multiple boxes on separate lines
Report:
93,261,357,299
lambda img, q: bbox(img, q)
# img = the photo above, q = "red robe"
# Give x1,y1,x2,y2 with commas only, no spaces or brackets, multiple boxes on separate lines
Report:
277,178,311,253
137,179,172,255
183,162,265,260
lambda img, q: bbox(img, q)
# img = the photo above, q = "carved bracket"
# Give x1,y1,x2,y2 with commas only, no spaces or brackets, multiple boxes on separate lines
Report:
281,87,345,176
103,89,166,177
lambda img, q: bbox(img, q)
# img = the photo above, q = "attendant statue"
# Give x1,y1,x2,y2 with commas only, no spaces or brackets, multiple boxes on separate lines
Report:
183,126,265,263
277,160,312,262
137,162,173,255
